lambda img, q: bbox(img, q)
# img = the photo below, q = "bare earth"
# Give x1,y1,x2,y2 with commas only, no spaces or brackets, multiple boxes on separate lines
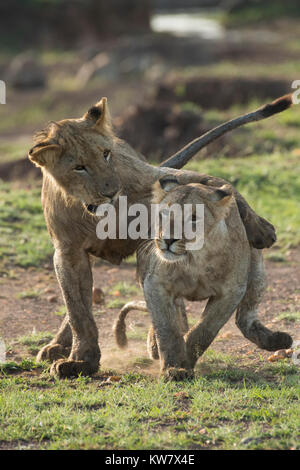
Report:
0,249,299,376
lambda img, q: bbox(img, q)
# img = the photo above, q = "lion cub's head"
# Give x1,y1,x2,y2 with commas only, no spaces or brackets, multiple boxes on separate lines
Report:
152,176,233,263
28,98,121,211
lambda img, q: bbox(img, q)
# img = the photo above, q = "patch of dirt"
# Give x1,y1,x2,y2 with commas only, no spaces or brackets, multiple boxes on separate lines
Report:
0,249,299,375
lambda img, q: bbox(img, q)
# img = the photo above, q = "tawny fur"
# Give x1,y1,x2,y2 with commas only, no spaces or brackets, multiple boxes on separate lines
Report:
116,179,292,380
28,96,291,378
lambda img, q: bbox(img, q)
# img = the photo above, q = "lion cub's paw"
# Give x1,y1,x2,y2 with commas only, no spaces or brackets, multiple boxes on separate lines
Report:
50,359,98,378
264,331,293,351
36,343,71,363
163,367,194,382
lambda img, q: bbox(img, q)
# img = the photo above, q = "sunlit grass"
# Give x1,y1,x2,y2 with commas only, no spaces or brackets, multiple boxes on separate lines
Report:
0,355,298,450
0,183,53,268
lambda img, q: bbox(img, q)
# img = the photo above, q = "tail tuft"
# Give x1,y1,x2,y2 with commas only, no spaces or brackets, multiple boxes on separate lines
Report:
113,315,128,349
259,94,293,118
113,300,148,349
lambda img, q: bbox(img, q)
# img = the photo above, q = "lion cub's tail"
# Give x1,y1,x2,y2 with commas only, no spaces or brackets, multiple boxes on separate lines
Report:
113,300,148,348
161,94,293,169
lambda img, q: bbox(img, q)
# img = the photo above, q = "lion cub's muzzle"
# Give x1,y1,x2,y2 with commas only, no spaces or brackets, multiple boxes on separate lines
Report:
85,188,121,214
156,238,187,261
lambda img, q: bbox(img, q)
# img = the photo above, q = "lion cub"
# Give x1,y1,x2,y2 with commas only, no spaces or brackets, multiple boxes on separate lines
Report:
114,177,292,380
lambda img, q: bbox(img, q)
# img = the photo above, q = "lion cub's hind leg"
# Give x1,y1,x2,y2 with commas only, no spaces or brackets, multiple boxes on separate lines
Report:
36,316,72,363
235,249,293,351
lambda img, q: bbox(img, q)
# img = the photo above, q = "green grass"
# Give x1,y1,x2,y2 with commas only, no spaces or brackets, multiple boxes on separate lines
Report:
53,305,67,317
16,290,41,299
106,299,126,309
0,354,298,450
18,332,52,346
276,311,300,323
223,1,300,27
108,281,140,296
0,139,32,163
177,60,300,81
0,358,44,374
0,183,53,269
105,281,141,309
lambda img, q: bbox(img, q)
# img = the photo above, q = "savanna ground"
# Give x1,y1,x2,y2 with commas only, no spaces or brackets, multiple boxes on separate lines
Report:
0,6,300,451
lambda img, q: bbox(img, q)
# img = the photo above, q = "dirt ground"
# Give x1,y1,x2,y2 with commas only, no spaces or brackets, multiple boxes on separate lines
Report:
0,248,299,376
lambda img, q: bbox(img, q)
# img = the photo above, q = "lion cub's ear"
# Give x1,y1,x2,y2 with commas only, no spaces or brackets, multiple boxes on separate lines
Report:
214,184,233,206
208,184,233,220
85,97,112,135
152,177,180,203
159,177,179,192
28,141,62,167
209,184,233,220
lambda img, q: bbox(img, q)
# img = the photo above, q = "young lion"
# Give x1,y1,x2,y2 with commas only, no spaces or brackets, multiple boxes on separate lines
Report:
114,177,292,380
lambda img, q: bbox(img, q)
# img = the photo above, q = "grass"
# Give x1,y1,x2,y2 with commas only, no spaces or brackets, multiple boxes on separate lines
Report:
276,312,300,323
18,331,54,353
53,305,67,317
222,1,300,27
108,281,140,296
105,281,141,309
0,139,32,163
16,290,41,299
0,354,298,450
0,183,53,269
106,299,126,309
0,358,43,374
175,60,300,80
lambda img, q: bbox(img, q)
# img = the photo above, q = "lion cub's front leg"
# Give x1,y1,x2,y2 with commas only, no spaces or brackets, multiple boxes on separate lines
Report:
147,298,188,361
144,275,192,381
185,289,246,368
46,248,100,378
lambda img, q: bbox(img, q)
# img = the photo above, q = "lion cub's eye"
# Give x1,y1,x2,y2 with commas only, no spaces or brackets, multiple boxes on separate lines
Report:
103,149,111,162
74,165,87,172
